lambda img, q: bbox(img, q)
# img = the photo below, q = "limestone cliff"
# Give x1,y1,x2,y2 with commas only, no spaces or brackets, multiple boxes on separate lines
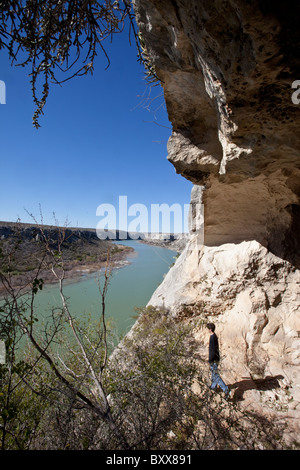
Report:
133,0,300,445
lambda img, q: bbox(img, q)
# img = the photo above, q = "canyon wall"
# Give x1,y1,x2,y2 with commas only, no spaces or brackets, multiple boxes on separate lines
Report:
133,0,300,445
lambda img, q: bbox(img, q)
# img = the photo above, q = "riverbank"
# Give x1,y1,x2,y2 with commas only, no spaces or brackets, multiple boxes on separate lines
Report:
0,243,134,296
6,240,177,338
140,235,188,252
0,222,134,295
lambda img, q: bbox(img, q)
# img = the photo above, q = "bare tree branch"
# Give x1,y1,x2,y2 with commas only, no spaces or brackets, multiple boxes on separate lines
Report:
0,0,144,128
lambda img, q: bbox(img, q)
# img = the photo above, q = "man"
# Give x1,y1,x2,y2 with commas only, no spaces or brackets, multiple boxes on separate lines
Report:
206,323,230,399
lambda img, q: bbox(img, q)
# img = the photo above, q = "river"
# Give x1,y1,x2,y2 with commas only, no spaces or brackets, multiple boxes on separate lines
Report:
31,240,177,338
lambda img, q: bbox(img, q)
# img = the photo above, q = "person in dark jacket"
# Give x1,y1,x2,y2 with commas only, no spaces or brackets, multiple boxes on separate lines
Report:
206,323,229,398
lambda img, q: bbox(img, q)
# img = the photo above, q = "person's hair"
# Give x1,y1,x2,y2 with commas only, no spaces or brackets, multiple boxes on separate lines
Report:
206,322,215,332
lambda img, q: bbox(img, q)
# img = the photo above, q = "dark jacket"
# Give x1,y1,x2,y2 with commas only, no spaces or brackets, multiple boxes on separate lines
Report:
208,333,220,363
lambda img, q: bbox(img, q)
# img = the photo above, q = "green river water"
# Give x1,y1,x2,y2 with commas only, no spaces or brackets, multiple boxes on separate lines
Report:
30,240,177,338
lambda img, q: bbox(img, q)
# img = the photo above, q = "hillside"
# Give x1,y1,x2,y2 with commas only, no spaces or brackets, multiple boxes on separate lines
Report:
0,221,133,293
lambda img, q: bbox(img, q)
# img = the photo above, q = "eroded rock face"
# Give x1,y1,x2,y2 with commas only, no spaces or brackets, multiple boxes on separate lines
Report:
133,0,300,445
134,0,300,265
148,239,300,445
149,240,300,376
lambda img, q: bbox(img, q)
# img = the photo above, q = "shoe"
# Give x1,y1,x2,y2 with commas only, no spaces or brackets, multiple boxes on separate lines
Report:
224,389,230,400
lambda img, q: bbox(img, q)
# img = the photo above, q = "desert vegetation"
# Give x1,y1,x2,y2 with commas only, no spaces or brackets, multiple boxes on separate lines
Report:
0,229,286,449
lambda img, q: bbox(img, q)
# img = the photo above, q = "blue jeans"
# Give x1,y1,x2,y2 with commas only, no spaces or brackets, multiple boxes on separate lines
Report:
210,362,229,394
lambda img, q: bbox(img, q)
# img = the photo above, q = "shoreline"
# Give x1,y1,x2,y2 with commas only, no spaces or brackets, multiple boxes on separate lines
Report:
138,236,188,252
0,244,135,296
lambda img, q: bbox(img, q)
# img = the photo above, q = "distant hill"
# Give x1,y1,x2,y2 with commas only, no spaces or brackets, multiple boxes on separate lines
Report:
0,221,133,293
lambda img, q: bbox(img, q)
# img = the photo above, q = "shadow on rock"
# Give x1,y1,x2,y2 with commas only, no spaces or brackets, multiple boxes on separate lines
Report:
229,375,284,402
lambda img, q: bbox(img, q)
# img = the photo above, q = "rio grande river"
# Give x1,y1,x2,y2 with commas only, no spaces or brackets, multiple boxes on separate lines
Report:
32,240,177,338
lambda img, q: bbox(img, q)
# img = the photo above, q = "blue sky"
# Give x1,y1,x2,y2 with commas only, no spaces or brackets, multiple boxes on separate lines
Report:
0,27,192,231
